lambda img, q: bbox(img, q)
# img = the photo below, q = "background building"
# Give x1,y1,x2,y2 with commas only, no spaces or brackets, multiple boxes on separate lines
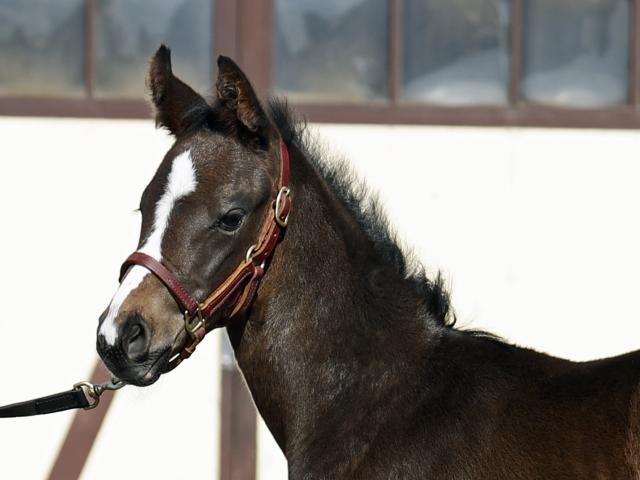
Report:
1,1,639,479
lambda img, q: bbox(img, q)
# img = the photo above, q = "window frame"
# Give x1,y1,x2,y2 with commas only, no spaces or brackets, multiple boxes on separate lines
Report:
1,0,639,129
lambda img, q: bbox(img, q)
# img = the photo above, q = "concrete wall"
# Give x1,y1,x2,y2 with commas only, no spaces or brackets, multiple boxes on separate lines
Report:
0,117,638,479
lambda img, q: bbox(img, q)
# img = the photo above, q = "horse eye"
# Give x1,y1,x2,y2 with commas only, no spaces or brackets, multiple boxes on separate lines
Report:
217,209,245,232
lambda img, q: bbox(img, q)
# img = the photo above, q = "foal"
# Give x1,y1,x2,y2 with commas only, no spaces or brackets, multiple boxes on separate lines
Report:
97,46,640,479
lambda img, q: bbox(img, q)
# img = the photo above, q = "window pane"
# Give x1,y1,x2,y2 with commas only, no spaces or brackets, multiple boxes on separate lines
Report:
522,0,629,108
402,0,510,106
274,0,388,102
95,0,212,98
0,0,84,96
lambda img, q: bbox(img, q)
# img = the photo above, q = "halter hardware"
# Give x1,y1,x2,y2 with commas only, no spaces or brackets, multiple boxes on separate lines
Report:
275,186,292,227
184,305,205,337
73,377,126,410
245,244,258,263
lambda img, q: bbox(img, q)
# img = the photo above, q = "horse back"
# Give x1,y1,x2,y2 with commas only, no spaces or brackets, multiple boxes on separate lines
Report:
495,347,640,479
401,339,640,479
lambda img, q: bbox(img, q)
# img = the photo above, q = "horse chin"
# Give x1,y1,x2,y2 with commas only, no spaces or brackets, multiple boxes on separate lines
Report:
113,347,172,387
134,369,162,387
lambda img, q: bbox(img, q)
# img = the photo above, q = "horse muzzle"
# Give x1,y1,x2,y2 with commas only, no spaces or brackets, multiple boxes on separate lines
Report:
96,313,168,386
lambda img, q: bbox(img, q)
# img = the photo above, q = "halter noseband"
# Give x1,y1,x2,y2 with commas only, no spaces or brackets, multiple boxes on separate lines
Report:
118,140,291,372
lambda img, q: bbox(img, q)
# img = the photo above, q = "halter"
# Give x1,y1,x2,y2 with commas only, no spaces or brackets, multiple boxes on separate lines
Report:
119,140,291,372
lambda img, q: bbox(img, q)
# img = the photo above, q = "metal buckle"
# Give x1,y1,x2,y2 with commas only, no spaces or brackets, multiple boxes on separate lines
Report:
74,377,126,410
184,305,205,338
274,187,291,228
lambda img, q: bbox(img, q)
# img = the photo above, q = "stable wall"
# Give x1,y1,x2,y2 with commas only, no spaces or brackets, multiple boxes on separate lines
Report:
0,117,638,479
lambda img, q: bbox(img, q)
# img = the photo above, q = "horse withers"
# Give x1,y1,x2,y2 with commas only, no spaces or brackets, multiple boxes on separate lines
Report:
96,45,640,479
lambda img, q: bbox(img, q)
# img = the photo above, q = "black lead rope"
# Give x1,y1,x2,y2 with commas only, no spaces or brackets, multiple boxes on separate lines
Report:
0,377,126,418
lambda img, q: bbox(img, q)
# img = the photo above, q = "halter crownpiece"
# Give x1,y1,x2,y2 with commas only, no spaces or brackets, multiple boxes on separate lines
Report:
119,140,292,371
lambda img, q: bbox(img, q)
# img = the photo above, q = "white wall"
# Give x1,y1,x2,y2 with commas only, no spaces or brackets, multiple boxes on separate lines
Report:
0,118,220,480
0,117,638,479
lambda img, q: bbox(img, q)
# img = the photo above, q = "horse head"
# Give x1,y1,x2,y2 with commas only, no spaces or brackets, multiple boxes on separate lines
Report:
96,45,286,386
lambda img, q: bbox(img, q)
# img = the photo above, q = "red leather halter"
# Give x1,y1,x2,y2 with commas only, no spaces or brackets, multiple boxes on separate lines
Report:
119,141,291,371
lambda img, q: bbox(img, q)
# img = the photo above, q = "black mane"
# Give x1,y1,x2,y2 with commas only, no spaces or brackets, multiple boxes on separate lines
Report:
268,99,456,329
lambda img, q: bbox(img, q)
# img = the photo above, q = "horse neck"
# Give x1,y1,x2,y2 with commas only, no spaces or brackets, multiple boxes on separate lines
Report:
228,144,439,474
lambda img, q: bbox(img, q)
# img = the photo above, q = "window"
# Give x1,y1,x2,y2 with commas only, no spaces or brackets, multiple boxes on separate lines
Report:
95,0,212,97
1,0,639,128
522,0,630,108
0,0,214,117
274,0,388,102
402,0,511,106
0,0,85,96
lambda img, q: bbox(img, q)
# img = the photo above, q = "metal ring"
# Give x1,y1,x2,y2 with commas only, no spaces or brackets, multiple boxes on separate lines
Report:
74,381,100,410
274,187,291,228
245,244,257,263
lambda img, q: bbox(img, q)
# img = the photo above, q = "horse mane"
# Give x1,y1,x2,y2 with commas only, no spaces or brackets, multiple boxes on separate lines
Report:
267,98,457,329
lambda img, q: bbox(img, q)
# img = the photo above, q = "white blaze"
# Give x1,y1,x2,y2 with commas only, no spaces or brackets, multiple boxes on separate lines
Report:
99,150,197,345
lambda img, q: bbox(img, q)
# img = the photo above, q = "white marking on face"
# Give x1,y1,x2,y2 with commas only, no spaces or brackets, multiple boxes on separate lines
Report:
99,150,197,345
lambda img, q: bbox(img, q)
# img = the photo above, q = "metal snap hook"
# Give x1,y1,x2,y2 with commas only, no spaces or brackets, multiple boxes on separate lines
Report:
74,377,126,410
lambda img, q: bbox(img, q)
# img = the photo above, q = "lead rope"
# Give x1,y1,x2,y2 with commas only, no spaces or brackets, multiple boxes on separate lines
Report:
0,376,126,418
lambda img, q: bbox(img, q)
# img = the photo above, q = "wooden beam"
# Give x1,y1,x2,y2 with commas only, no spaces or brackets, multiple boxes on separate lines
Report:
220,337,257,480
47,361,117,480
509,0,523,105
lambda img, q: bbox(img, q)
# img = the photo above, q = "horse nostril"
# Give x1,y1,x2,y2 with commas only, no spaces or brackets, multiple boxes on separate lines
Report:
121,314,151,363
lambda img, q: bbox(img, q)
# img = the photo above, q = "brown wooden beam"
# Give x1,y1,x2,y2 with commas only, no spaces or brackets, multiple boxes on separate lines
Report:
47,361,117,480
235,0,273,97
630,0,640,106
0,97,151,118
3,95,640,129
388,0,402,103
220,339,257,480
293,102,640,129
388,0,403,104
214,0,238,62
84,0,96,98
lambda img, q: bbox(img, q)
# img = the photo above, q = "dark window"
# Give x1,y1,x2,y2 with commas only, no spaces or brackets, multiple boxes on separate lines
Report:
95,0,213,98
522,0,630,107
0,0,85,96
273,0,388,102
402,0,511,106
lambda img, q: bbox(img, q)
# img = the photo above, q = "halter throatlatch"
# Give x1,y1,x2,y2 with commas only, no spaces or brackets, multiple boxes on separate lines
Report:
119,140,292,372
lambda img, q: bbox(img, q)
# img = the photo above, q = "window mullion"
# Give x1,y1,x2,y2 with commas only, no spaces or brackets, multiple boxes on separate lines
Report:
235,0,273,98
388,0,402,104
630,0,640,107
509,0,523,106
214,0,238,65
84,0,96,99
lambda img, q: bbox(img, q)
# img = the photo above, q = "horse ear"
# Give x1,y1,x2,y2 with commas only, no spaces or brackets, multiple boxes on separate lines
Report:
147,45,210,136
215,55,274,142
